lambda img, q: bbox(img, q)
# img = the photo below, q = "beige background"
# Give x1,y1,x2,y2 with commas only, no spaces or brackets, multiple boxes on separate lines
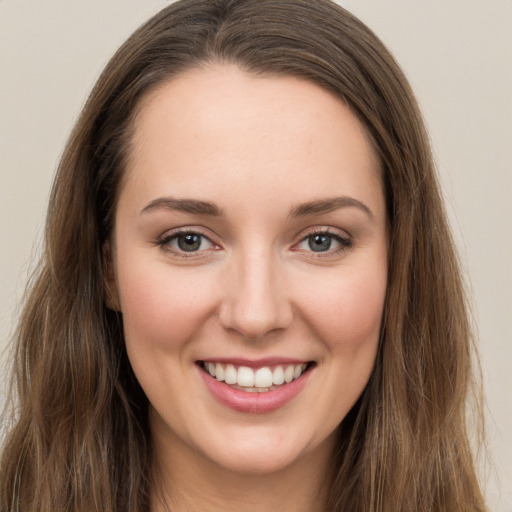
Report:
1,1,510,509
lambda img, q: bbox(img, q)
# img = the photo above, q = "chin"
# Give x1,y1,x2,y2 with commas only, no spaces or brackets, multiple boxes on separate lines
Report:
208,445,306,476
195,423,335,477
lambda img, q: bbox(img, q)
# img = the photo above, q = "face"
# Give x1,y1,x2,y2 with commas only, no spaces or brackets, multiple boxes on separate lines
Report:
110,64,388,477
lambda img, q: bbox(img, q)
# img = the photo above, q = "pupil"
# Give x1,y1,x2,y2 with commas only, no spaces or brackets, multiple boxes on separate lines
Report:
178,234,201,252
308,234,331,252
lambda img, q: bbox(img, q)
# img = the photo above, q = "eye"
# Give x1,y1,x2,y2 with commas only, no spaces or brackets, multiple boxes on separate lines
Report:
304,233,334,252
295,230,352,254
158,231,216,254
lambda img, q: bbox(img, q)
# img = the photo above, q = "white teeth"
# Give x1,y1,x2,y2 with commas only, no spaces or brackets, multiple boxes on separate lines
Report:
207,362,309,390
254,367,273,388
215,363,225,381
224,364,237,384
237,366,255,387
284,365,294,383
272,366,285,385
207,362,216,377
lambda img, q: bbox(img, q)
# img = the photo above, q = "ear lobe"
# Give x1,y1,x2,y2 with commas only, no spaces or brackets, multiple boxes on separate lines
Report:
103,242,121,312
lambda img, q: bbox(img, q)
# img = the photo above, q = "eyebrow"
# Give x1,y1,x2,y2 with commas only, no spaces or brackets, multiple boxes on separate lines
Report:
140,197,223,216
140,195,373,219
289,196,373,219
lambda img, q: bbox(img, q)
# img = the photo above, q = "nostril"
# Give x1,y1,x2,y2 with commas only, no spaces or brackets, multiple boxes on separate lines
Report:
218,303,293,340
218,269,293,339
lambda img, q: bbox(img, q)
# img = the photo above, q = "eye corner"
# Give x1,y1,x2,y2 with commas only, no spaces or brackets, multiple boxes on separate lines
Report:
155,228,222,259
291,227,353,257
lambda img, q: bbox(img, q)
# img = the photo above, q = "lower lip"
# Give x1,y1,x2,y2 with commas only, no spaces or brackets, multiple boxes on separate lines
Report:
199,366,313,413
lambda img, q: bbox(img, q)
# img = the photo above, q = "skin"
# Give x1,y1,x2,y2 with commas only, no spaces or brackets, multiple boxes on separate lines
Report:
108,64,388,511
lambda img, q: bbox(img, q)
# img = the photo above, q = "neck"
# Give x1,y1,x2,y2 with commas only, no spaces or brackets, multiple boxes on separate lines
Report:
150,423,335,512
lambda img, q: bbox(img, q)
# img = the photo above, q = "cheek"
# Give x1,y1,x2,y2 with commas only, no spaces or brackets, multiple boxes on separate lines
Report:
296,262,387,354
116,261,219,351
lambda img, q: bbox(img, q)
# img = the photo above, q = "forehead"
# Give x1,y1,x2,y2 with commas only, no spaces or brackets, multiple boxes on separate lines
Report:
121,64,383,218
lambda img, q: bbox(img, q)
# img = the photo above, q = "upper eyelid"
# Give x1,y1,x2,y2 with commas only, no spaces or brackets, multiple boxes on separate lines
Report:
157,230,218,259
295,232,350,247
289,228,352,256
159,226,214,241
156,226,351,249
294,226,351,242
158,228,217,248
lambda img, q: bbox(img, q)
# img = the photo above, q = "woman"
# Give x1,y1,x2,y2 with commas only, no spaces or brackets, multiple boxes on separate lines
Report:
0,0,488,510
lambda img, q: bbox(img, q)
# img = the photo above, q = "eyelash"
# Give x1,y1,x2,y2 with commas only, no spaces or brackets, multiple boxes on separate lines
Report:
156,229,217,257
155,227,352,258
292,228,352,257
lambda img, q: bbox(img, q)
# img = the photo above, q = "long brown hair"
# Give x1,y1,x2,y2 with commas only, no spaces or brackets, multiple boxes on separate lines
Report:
0,1,487,510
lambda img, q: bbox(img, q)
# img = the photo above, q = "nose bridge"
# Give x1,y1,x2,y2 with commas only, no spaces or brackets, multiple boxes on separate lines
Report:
220,244,292,339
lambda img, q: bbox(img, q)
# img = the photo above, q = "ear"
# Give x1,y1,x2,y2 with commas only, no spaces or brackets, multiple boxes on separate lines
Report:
103,241,121,312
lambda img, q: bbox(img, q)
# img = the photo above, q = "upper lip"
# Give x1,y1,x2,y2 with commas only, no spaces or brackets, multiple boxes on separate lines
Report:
197,357,313,369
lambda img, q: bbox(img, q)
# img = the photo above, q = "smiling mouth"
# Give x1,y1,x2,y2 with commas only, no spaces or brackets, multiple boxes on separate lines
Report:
199,361,315,392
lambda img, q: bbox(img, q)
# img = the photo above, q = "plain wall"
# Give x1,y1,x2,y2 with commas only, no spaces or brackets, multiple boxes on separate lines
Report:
1,1,510,509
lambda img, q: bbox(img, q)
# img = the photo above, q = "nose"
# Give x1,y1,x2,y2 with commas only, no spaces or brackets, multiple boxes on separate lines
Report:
219,249,293,340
